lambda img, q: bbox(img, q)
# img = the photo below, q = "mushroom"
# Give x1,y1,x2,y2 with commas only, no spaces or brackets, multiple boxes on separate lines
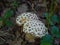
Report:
23,20,48,38
16,12,48,42
16,12,39,26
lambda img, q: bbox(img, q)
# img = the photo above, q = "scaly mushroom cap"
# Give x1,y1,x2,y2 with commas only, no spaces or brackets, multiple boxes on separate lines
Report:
16,12,38,26
23,20,48,38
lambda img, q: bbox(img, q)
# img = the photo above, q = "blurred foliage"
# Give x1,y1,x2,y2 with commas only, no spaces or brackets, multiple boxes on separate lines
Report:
4,9,14,19
43,12,54,25
40,0,60,45
44,13,60,25
12,1,18,8
5,20,13,27
51,26,60,38
0,9,14,28
51,15,60,24
40,34,53,45
11,0,19,10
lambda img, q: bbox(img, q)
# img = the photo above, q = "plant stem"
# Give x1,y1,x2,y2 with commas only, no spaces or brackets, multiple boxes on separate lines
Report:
47,0,57,27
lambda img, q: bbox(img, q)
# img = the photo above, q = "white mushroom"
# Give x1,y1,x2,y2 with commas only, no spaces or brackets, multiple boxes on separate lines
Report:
16,12,38,26
23,20,48,38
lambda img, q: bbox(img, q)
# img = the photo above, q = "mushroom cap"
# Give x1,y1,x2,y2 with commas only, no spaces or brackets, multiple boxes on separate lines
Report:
16,12,38,26
23,20,48,38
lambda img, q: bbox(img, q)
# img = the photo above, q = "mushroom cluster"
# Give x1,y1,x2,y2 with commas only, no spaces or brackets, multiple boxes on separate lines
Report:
16,12,38,26
23,20,48,38
16,12,48,39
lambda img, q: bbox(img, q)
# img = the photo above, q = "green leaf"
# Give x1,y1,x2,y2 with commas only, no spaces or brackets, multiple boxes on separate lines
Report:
51,15,59,23
40,34,53,45
48,19,54,25
4,9,14,19
51,26,60,38
43,12,49,18
0,17,3,21
56,32,60,38
5,20,13,27
41,34,53,43
51,26,59,34
40,42,52,45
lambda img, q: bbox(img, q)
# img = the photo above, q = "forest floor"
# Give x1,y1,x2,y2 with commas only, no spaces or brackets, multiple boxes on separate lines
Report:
0,0,60,45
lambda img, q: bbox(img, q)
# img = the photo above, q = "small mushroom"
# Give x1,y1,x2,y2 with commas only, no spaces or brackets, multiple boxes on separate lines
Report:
16,12,38,26
25,33,35,42
23,20,48,38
